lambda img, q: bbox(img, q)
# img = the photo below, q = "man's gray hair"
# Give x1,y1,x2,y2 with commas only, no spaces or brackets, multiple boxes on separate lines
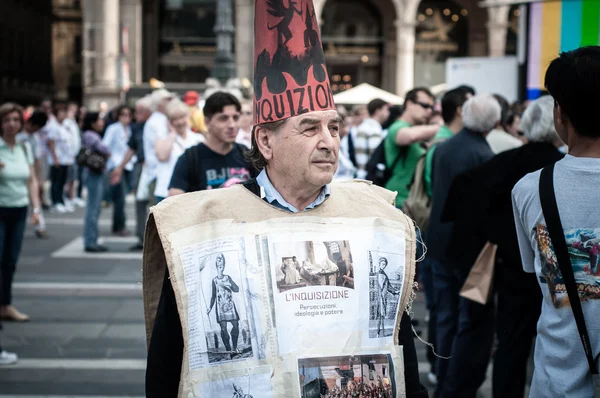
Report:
462,94,502,133
520,95,558,143
136,95,152,110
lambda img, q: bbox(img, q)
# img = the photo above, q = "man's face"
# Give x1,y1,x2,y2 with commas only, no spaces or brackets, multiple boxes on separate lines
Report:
207,105,240,144
41,101,52,116
135,105,151,123
375,105,390,124
406,91,434,125
239,103,253,131
262,110,341,190
170,113,188,135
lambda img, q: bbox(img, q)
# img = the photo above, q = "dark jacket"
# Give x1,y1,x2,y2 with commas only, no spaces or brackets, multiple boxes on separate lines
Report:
426,128,495,267
443,142,564,290
145,180,429,398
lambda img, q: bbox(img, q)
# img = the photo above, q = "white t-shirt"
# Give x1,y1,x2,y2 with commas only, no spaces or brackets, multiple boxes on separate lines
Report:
103,122,135,171
143,112,169,181
512,155,600,397
46,119,75,166
153,130,204,198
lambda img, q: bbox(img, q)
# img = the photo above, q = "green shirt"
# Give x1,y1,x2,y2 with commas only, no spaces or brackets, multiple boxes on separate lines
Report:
0,138,33,208
384,120,425,208
424,125,454,197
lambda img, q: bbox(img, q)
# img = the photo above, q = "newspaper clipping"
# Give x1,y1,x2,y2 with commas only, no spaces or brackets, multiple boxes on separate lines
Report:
297,353,396,398
199,367,273,398
368,250,405,339
178,239,262,370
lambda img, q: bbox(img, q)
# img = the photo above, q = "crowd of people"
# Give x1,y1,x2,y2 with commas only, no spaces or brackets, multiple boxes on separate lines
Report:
318,379,393,398
2,44,600,398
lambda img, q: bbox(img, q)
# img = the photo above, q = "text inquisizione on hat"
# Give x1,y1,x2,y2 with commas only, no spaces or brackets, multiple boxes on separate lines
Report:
253,0,336,125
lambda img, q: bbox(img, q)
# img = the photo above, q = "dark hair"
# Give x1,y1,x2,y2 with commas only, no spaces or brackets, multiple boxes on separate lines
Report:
404,87,434,105
367,99,388,117
203,91,241,120
382,105,403,130
456,85,476,96
545,46,600,138
115,104,132,118
82,112,102,132
441,88,469,124
246,119,287,170
493,94,509,121
28,110,48,128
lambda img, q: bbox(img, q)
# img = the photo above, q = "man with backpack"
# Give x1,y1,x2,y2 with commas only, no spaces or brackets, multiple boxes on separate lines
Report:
383,88,440,208
168,92,256,195
512,46,600,397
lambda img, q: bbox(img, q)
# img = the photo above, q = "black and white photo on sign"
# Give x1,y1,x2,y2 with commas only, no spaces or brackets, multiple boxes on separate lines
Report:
272,240,355,293
368,251,404,338
198,250,254,364
199,370,273,398
297,353,396,398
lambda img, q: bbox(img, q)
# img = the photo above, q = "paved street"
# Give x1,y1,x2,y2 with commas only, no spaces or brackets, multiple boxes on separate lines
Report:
0,198,503,397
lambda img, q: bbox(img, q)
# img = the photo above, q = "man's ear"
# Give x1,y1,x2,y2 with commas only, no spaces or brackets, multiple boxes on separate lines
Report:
255,126,273,161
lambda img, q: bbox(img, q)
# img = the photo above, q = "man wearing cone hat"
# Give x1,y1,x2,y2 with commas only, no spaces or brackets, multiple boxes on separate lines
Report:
143,1,427,397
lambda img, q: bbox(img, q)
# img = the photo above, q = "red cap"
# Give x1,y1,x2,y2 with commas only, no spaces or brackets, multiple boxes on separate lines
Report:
253,0,335,125
183,91,199,106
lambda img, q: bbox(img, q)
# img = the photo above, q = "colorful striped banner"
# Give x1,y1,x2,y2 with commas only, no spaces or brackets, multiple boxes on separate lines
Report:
527,0,600,99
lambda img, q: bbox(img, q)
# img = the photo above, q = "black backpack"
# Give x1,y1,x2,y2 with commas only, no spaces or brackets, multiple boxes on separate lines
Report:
365,140,404,187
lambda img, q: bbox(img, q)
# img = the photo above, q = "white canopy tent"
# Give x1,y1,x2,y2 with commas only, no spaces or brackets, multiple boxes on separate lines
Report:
333,83,404,106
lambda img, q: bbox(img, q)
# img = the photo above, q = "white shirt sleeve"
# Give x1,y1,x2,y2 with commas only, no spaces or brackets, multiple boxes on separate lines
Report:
512,187,536,273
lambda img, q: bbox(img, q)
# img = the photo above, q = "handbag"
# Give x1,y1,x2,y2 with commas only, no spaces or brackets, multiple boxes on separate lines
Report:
539,164,600,397
76,147,107,173
459,241,497,305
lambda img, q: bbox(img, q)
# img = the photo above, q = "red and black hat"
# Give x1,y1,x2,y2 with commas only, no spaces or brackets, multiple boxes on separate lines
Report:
254,0,336,125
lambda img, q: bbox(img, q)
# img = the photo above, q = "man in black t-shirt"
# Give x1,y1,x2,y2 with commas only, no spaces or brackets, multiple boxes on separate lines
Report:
168,92,256,195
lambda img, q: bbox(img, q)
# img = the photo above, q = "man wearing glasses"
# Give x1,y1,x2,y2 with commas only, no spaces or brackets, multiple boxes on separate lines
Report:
384,88,441,208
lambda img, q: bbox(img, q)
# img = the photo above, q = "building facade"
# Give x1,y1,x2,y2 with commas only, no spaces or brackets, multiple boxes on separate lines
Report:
79,0,520,108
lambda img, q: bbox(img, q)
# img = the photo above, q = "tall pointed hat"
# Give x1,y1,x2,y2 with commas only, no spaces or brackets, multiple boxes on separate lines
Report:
254,0,336,125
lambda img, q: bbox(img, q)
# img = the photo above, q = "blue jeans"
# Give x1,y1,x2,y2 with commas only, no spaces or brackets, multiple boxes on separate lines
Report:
83,170,105,248
432,259,495,398
0,207,28,305
110,172,127,233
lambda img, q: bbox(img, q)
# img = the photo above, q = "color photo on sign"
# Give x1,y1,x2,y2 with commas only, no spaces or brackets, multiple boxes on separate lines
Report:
297,353,396,398
272,240,354,293
198,250,254,364
367,250,404,339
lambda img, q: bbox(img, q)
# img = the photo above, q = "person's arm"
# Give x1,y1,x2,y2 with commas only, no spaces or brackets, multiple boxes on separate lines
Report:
208,280,216,313
155,132,177,162
512,187,536,273
47,139,59,166
110,148,135,185
398,312,429,398
394,125,439,146
27,164,41,225
168,152,191,196
228,276,240,293
146,269,183,398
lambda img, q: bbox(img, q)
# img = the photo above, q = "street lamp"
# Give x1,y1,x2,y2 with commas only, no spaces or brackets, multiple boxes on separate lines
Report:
212,0,236,85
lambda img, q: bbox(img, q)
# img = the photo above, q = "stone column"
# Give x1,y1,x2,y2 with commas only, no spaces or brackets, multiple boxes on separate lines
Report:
394,0,421,96
83,0,121,108
487,5,510,57
120,0,143,85
235,0,254,81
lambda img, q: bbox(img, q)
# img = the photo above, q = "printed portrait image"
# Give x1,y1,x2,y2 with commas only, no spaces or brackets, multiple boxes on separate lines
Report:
198,250,254,364
199,370,273,398
272,240,355,293
367,251,405,339
297,353,396,398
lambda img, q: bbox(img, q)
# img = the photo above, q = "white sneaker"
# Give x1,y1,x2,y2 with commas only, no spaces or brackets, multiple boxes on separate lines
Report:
0,350,18,365
427,372,438,386
50,204,67,214
72,198,86,208
63,202,75,213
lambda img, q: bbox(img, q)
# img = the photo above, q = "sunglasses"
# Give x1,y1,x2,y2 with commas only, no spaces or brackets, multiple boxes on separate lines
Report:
413,101,434,110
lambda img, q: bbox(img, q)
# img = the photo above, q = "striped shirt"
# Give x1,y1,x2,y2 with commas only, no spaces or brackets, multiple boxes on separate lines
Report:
353,118,383,179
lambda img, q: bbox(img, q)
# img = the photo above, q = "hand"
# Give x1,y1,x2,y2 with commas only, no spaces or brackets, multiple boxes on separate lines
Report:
110,168,123,185
31,212,40,226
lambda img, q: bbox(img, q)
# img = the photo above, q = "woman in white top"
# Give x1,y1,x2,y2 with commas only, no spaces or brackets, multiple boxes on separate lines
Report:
102,106,135,236
154,99,204,203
